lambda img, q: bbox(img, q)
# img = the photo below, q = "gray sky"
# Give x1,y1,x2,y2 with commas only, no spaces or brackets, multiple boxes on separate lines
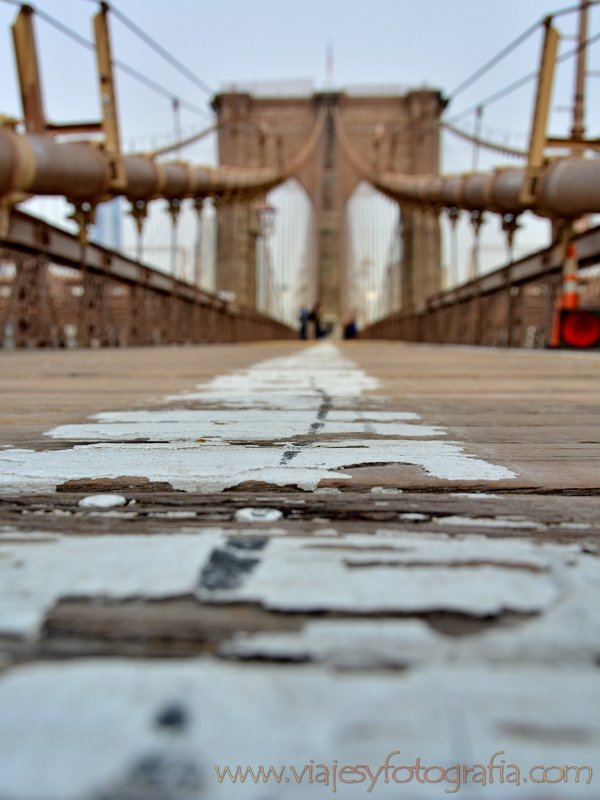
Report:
0,0,598,150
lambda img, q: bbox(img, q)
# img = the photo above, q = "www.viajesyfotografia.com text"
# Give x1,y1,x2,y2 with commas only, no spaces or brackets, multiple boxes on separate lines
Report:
215,751,593,793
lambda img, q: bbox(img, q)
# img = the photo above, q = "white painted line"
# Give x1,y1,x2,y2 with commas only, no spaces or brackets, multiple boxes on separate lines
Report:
0,437,515,493
3,343,516,493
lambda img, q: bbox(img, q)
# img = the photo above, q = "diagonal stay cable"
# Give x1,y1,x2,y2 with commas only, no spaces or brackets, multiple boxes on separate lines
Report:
111,57,211,118
448,20,542,99
447,28,600,124
448,0,600,100
102,1,213,96
0,0,212,118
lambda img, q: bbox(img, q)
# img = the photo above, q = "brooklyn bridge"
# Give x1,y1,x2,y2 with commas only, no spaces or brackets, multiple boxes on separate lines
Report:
0,1,599,798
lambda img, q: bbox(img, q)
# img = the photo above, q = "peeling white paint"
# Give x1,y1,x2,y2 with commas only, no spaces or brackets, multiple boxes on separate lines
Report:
223,559,556,616
3,343,516,493
211,531,600,669
0,531,223,637
0,658,597,800
198,532,568,616
167,342,380,398
223,538,600,670
450,492,502,498
47,416,443,442
0,525,598,800
90,409,421,422
0,529,584,639
0,437,516,494
146,510,197,519
435,515,542,529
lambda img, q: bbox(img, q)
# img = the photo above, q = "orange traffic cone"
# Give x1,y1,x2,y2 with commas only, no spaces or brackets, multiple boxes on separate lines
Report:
550,241,579,347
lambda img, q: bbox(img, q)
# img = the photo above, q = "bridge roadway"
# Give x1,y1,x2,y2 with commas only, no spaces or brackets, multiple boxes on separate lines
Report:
0,341,599,798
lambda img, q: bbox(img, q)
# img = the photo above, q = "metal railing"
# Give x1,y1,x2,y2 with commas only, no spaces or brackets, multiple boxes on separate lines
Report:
0,210,295,348
362,226,600,347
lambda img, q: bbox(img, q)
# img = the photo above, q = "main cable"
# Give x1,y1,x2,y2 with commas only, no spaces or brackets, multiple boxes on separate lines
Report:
340,23,600,175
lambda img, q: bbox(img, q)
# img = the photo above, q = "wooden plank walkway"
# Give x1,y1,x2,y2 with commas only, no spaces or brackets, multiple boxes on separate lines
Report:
0,341,598,799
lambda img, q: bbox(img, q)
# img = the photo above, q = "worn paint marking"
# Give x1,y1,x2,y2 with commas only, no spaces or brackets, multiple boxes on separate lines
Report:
0,530,582,639
196,533,563,616
0,658,598,800
0,531,223,637
2,343,516,493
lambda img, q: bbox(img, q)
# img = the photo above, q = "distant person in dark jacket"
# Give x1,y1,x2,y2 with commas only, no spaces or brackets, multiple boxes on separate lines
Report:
299,307,309,339
308,302,325,339
344,318,358,339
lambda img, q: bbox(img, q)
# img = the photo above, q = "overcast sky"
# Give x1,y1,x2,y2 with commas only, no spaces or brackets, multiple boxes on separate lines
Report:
0,0,598,153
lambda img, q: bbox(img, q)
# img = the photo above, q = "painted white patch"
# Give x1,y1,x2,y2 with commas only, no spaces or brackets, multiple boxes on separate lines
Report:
147,511,197,519
0,530,580,640
90,409,421,422
78,494,127,509
450,493,502,498
557,521,593,529
435,515,541,529
0,438,515,494
0,658,598,800
6,343,516,493
167,342,380,398
0,531,223,637
197,533,567,616
46,416,444,442
224,535,600,670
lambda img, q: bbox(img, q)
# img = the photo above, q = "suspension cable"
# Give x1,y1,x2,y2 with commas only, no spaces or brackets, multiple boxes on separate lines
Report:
448,0,600,100
448,28,600,124
139,122,218,158
448,20,541,99
441,122,527,158
2,1,212,119
100,1,214,96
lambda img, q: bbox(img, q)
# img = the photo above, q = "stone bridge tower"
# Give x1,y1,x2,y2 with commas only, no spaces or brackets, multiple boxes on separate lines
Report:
212,87,445,329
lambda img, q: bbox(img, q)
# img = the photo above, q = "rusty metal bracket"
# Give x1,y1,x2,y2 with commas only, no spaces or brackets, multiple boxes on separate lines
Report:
11,5,45,135
68,202,96,245
93,4,126,192
519,19,560,206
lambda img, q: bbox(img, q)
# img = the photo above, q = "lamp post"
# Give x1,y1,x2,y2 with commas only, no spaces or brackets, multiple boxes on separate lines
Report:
256,202,276,314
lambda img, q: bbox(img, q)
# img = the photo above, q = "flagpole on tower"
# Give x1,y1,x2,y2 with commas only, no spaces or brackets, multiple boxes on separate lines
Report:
326,41,333,88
